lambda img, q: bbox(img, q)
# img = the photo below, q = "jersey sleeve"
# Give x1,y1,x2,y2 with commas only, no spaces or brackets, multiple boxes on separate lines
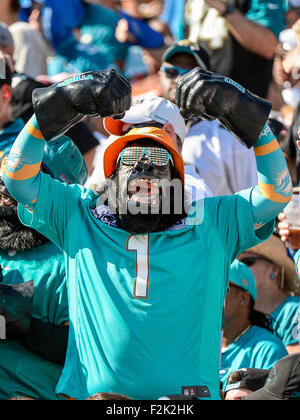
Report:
17,172,87,251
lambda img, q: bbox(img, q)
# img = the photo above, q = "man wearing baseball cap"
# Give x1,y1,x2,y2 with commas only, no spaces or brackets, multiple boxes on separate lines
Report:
2,67,293,400
159,40,211,105
220,260,288,390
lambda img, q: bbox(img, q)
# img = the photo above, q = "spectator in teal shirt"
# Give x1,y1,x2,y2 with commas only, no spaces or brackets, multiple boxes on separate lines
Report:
239,234,300,354
220,260,288,390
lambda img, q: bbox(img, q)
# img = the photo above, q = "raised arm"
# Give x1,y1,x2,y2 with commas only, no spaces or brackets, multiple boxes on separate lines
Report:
3,70,132,207
175,68,292,226
250,124,292,227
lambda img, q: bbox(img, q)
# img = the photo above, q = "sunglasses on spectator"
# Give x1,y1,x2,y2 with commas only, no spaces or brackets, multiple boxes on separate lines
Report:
119,146,174,167
239,256,271,267
161,65,191,80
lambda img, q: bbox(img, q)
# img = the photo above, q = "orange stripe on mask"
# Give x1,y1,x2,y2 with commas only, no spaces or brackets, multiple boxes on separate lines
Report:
26,123,44,140
3,162,41,181
254,139,280,156
258,182,292,203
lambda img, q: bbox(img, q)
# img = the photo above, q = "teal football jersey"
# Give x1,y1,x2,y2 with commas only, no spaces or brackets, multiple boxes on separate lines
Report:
18,173,274,400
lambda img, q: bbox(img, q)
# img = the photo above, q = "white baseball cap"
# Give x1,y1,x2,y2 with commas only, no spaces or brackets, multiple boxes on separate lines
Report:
104,97,187,144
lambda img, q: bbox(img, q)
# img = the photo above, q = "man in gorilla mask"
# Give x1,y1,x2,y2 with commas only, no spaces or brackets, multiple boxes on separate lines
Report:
97,136,188,234
3,69,294,400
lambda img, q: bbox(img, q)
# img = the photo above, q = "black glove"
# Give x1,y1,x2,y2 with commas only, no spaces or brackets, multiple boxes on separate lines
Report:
32,69,132,141
175,68,272,148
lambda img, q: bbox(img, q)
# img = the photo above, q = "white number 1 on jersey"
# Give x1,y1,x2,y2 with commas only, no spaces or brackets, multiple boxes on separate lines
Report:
127,235,150,299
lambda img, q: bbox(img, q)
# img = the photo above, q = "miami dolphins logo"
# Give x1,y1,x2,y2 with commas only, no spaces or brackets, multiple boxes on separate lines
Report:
275,169,293,197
